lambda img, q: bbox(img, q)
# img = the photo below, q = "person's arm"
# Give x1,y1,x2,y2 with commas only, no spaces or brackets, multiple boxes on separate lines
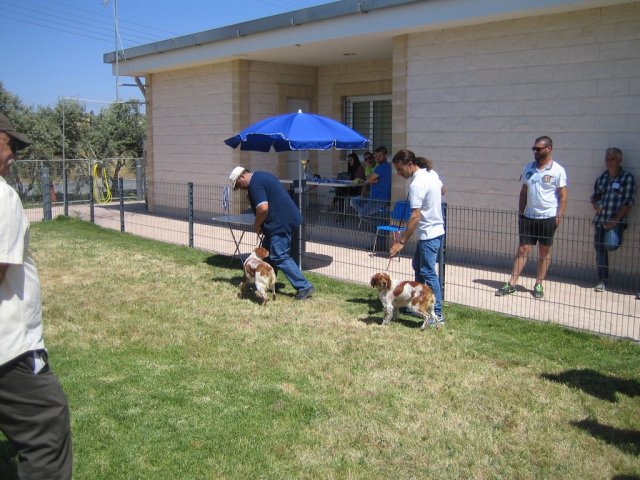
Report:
0,263,9,285
590,178,602,212
366,172,380,185
389,209,420,257
556,186,567,226
518,184,528,215
606,174,636,228
605,204,631,229
254,202,268,234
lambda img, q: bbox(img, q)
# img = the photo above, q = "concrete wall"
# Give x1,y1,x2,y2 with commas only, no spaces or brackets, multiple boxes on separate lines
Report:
149,63,235,187
147,60,317,213
317,59,393,178
403,3,640,273
244,61,318,179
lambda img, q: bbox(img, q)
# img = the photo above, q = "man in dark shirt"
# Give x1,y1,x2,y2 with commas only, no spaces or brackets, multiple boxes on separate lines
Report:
590,148,636,292
230,167,314,300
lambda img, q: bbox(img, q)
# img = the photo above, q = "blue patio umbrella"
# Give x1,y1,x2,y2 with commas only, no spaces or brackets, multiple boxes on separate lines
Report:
224,110,369,152
224,110,369,267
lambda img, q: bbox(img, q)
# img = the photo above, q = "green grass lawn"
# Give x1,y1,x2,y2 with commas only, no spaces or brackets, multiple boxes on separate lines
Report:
2,217,639,479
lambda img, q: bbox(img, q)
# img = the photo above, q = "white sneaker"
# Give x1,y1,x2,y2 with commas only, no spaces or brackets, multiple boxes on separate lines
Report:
594,282,606,292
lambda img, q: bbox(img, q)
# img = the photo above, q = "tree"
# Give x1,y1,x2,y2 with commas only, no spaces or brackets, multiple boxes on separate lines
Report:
1,84,146,199
89,101,145,191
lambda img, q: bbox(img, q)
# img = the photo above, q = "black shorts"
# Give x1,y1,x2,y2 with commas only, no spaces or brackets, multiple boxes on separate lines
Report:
519,215,557,246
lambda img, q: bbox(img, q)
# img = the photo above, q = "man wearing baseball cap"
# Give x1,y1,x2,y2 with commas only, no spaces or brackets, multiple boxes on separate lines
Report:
229,166,314,300
0,113,73,479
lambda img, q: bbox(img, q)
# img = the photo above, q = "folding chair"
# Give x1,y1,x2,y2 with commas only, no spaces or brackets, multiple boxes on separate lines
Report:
355,198,389,230
370,200,411,253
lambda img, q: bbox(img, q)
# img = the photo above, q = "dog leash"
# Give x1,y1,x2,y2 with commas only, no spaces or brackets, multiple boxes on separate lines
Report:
385,193,410,271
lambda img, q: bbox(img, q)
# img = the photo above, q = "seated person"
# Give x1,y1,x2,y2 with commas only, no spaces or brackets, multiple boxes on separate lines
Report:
360,151,375,197
350,146,392,219
332,152,366,213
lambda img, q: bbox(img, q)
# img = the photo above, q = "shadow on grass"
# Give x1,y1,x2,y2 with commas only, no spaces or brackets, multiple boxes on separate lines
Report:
540,369,640,402
611,475,640,480
358,315,425,329
570,417,640,456
204,254,242,270
203,255,304,297
0,441,17,480
352,297,424,329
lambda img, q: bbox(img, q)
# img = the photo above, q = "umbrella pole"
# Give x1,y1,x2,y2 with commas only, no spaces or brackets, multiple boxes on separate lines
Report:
298,151,303,269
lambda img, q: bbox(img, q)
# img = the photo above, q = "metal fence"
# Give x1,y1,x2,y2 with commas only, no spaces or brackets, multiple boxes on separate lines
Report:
21,180,640,341
8,158,145,218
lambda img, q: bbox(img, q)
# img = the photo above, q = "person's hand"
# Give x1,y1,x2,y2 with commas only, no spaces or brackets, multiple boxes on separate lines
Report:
254,223,262,234
592,202,602,212
604,221,616,230
389,241,404,258
555,216,563,227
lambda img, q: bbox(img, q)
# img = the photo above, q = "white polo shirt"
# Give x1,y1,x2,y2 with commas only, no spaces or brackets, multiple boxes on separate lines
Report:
409,168,445,240
0,177,44,366
520,160,568,219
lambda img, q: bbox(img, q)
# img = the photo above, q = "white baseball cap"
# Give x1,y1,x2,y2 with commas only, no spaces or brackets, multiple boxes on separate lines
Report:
229,166,246,189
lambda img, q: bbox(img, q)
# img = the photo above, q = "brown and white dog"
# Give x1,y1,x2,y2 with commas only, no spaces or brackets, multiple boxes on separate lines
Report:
240,247,276,306
370,272,440,330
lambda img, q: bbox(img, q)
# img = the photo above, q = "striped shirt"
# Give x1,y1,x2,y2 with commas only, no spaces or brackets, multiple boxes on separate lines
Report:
591,169,636,226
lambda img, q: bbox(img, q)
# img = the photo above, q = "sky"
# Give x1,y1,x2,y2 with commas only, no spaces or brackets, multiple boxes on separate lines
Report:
2,0,334,109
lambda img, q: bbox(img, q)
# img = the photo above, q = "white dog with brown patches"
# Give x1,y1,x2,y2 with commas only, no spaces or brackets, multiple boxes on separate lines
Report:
240,247,276,306
370,272,440,330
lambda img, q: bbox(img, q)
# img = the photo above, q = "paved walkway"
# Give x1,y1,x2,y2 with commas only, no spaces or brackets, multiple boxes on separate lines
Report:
39,202,639,341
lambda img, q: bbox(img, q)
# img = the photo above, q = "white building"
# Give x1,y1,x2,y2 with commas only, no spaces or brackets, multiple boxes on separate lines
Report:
105,0,640,269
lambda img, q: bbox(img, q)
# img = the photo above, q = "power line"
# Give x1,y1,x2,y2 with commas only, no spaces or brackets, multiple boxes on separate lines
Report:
0,12,113,44
2,4,157,45
2,0,179,47
16,0,181,38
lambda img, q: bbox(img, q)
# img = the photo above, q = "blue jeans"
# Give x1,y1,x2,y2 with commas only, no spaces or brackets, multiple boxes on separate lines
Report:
413,236,444,315
262,232,312,292
594,223,624,282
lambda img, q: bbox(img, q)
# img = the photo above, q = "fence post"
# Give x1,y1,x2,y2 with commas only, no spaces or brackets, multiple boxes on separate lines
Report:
41,166,52,221
63,168,69,217
89,175,95,223
119,178,125,232
188,182,194,248
439,202,447,301
136,158,144,201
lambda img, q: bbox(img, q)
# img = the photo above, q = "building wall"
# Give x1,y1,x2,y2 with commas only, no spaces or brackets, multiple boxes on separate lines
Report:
317,59,392,177
147,60,317,212
245,61,318,179
149,63,236,188
404,2,640,272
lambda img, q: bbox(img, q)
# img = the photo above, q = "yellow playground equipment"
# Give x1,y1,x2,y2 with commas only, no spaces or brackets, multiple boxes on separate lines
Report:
92,161,112,203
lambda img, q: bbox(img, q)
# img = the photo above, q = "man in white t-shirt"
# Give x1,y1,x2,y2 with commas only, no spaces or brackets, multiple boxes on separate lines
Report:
0,113,72,479
496,136,568,299
389,149,445,324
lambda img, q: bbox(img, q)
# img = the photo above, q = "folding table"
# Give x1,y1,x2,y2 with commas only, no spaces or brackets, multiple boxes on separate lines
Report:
211,213,258,264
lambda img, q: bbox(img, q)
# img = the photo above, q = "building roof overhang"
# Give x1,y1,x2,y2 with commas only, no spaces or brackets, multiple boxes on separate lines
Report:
104,0,634,76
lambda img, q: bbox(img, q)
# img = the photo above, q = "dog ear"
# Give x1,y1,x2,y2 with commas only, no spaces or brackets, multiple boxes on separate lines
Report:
370,274,379,288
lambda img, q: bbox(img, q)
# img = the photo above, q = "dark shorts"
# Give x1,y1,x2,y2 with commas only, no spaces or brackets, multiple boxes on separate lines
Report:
519,215,557,246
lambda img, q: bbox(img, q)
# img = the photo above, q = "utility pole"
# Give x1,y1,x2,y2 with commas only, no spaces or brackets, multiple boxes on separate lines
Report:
103,0,119,102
